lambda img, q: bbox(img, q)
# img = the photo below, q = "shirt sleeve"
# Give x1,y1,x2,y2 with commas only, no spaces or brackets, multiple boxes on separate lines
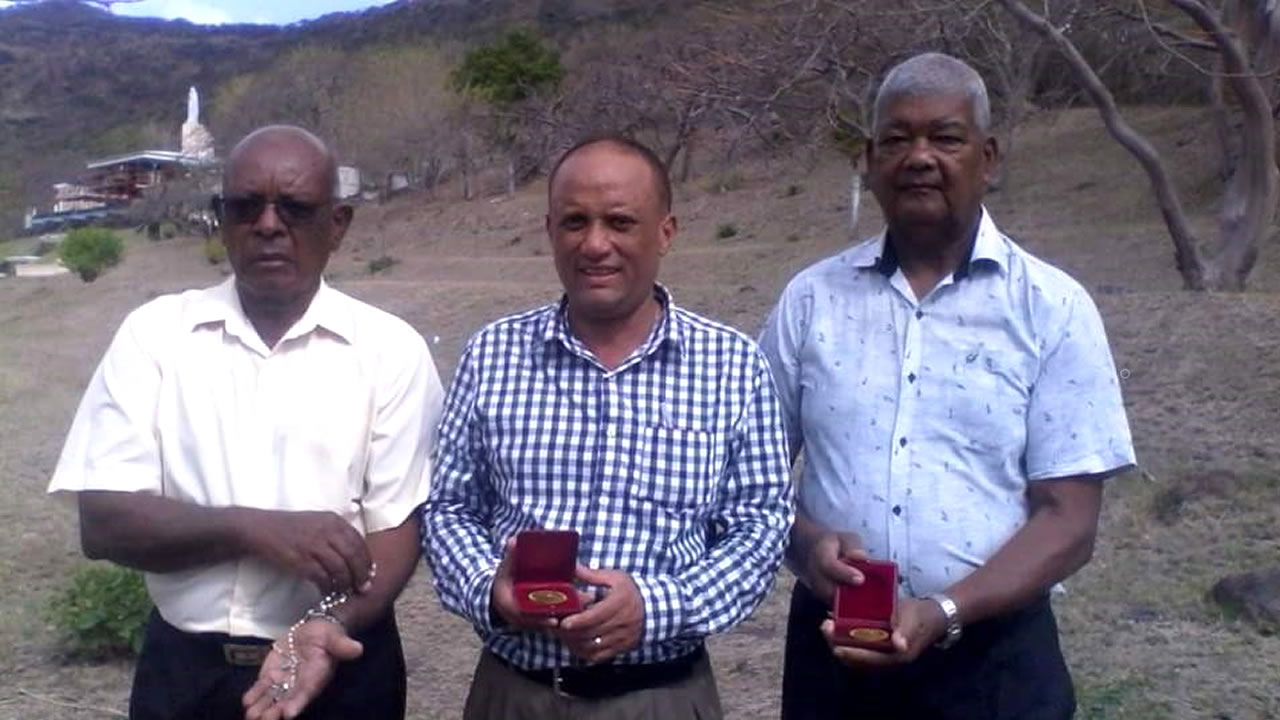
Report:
48,306,164,497
421,341,500,635
757,279,811,463
361,330,446,533
1025,286,1136,480
633,357,795,643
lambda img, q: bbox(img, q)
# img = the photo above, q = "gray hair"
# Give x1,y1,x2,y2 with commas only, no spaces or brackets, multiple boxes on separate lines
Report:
872,53,991,134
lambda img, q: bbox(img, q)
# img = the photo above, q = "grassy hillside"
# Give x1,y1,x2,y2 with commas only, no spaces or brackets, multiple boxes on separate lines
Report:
0,0,683,229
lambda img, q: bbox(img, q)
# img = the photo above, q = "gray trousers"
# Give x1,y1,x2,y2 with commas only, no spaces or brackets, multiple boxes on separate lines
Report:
463,650,723,720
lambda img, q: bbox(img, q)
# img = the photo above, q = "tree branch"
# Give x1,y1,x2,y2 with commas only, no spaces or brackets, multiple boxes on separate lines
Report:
997,0,1207,288
1113,5,1219,51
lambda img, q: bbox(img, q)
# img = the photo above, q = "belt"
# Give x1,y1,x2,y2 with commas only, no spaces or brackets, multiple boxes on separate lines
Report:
494,645,705,699
147,610,274,667
222,643,272,666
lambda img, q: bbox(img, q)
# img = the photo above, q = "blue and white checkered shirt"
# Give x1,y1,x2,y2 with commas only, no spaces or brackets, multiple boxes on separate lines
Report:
423,286,793,670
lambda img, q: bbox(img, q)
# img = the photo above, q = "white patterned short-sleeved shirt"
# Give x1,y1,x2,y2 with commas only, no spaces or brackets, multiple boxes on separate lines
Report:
759,209,1135,597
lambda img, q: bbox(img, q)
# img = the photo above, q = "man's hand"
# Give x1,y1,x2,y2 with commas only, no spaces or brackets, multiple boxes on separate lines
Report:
242,510,374,594
488,539,590,633
821,597,947,669
242,620,363,720
556,566,645,664
801,531,869,604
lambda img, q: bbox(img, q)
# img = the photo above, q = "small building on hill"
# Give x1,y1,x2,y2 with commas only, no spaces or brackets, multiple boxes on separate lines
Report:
24,87,218,234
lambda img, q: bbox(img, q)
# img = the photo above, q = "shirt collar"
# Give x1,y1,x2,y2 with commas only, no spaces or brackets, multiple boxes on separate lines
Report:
542,284,684,365
187,277,354,349
852,207,1008,279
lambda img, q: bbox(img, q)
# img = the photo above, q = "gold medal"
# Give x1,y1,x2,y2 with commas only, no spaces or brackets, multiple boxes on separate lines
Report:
528,589,568,605
849,627,890,643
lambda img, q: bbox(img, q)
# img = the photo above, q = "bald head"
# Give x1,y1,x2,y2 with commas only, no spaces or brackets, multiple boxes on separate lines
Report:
224,125,338,198
549,135,672,214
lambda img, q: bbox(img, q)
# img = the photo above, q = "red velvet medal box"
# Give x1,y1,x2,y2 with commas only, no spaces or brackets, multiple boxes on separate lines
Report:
513,529,582,618
832,558,898,651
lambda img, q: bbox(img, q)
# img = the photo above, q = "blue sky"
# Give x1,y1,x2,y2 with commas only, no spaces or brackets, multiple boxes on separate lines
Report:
0,0,398,26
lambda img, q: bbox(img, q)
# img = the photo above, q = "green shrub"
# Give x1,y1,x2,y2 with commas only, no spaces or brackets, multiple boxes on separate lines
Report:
367,255,399,274
716,223,739,239
46,564,151,658
204,238,227,265
59,227,124,282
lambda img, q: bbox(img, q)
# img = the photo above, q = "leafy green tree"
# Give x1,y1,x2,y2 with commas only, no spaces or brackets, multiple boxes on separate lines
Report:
451,30,563,106
60,227,124,282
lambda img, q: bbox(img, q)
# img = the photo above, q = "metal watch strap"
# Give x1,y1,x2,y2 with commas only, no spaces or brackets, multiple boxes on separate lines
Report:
927,593,962,650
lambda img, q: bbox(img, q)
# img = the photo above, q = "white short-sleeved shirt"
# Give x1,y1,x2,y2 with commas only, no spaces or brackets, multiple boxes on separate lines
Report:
759,209,1135,597
49,277,444,638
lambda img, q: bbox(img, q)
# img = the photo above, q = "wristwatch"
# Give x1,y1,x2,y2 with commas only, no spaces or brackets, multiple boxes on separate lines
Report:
927,593,962,650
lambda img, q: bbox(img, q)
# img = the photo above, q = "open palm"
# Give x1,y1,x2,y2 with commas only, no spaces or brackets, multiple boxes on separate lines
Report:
243,621,363,720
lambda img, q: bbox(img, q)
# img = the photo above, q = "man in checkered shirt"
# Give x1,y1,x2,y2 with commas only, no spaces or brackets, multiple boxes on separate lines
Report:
422,136,794,719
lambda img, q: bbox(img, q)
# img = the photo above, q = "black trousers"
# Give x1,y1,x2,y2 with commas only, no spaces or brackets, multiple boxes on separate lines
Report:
781,582,1076,720
129,609,407,720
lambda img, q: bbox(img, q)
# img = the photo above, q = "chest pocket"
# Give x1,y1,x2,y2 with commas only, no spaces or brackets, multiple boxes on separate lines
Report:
945,348,1030,453
630,424,719,516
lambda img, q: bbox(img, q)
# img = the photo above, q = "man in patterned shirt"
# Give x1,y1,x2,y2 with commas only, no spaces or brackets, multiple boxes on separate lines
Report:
423,136,793,719
761,53,1135,719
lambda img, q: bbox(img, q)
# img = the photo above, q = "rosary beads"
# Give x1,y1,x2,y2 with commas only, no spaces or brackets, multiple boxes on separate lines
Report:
268,563,376,704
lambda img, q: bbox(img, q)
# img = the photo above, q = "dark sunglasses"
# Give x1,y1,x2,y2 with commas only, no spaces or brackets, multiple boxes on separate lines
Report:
213,194,330,226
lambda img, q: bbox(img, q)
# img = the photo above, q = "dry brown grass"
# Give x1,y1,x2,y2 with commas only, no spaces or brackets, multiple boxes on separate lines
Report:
1,106,1278,718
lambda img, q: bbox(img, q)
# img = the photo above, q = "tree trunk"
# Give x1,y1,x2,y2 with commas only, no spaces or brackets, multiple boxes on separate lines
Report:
1172,0,1278,290
427,159,446,199
461,134,474,201
849,154,863,237
1208,60,1238,182
996,102,1021,191
680,134,694,183
663,141,683,172
506,155,516,196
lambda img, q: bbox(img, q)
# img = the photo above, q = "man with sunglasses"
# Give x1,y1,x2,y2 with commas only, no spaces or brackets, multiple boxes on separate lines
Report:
49,125,443,720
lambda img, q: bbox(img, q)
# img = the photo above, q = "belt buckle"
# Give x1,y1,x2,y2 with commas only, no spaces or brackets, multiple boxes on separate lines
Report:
223,643,270,666
551,667,576,699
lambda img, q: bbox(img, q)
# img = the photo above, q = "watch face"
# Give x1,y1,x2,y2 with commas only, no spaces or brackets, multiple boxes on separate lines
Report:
849,627,890,643
527,590,569,605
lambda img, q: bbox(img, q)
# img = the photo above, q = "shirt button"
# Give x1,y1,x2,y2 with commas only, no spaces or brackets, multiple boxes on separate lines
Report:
899,437,908,447
907,373,917,383
916,310,924,320
600,496,611,506
606,427,617,438
892,505,902,516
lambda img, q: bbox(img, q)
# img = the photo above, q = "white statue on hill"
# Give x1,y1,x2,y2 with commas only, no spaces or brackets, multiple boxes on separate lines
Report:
181,86,216,160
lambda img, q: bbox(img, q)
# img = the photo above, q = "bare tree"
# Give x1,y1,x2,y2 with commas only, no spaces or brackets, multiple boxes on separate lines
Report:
998,0,1277,291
